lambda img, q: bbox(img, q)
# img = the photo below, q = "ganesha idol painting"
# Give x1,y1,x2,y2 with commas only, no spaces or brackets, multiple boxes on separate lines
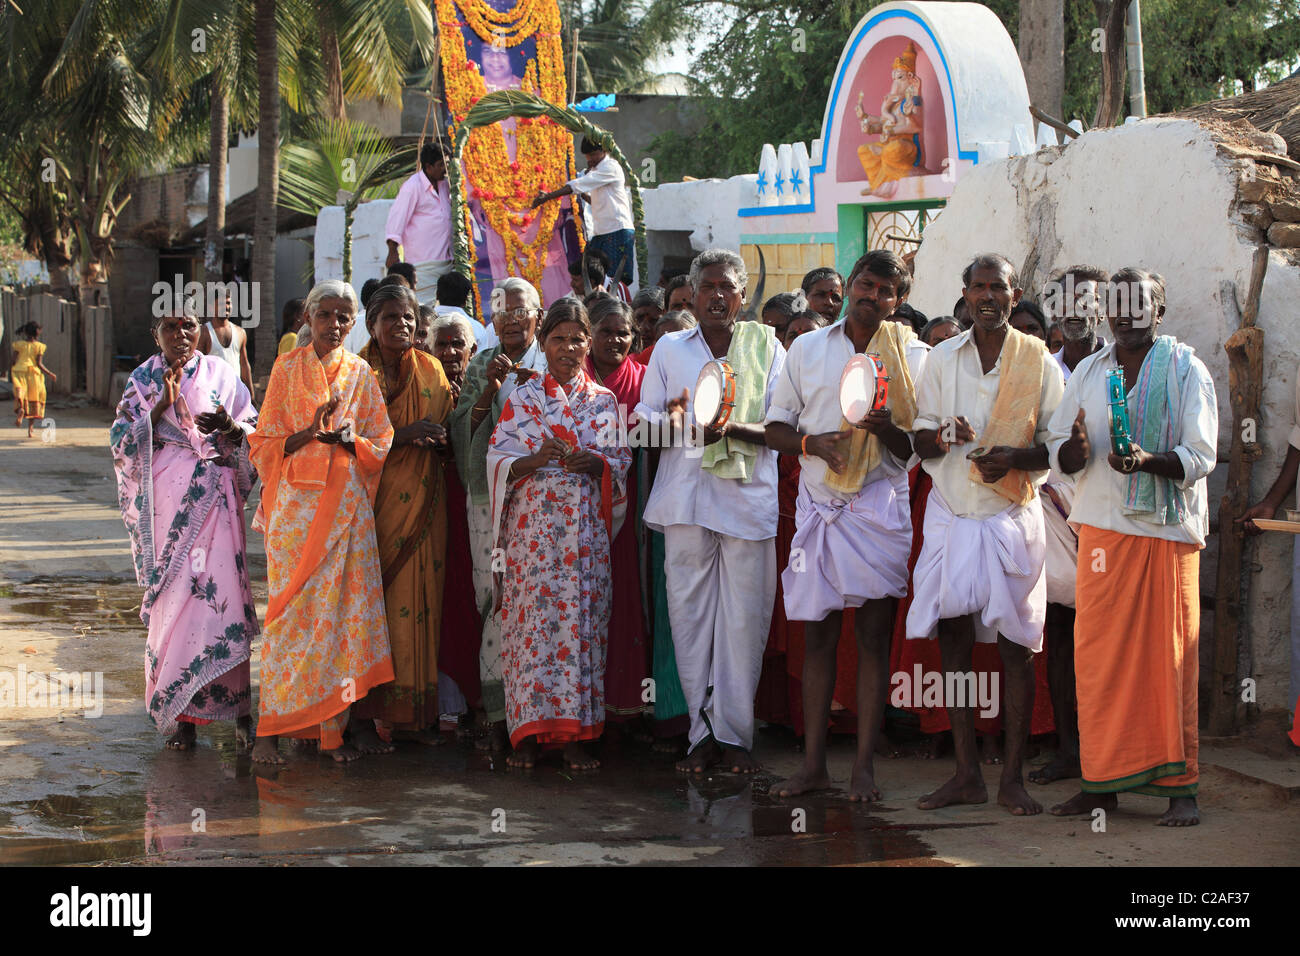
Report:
850,41,941,199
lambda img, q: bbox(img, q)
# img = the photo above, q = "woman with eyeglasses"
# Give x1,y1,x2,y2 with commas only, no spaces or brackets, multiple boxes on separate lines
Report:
247,280,396,764
448,277,547,753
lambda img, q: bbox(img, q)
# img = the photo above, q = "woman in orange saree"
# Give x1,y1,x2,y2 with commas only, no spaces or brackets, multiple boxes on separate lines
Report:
248,280,395,764
353,284,456,745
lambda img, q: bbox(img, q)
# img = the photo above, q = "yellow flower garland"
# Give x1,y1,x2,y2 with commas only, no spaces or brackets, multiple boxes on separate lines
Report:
436,0,577,298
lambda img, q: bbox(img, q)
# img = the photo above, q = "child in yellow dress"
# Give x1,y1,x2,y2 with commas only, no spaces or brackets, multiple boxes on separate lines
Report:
11,321,56,437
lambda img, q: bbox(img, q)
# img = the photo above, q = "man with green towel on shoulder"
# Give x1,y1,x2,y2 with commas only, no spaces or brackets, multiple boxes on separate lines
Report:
635,248,786,775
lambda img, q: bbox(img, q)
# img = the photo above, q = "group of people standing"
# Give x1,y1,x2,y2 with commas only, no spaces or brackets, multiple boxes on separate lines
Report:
110,241,1220,828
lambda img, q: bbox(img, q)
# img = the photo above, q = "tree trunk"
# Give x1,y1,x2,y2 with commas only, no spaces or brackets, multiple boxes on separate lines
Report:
253,0,280,379
320,4,346,122
204,75,229,283
1093,0,1130,127
1019,0,1064,120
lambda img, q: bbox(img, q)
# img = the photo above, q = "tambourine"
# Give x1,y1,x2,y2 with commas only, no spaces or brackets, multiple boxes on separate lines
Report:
1105,366,1134,456
693,358,737,428
838,353,889,423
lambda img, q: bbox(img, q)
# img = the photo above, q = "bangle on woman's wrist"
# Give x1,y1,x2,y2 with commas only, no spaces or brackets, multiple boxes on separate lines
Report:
801,434,809,456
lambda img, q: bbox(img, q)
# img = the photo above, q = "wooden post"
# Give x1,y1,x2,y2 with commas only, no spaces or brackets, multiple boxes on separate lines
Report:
1210,245,1268,736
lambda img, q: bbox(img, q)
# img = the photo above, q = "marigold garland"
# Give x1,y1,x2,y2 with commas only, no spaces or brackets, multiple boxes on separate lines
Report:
436,0,575,296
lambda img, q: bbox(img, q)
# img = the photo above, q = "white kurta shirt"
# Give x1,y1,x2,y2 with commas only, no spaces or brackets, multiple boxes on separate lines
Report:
567,155,633,236
636,324,786,540
764,320,929,504
1045,342,1218,546
913,328,1065,518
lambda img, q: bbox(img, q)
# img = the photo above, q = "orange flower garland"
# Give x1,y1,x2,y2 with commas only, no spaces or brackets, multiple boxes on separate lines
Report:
436,0,575,294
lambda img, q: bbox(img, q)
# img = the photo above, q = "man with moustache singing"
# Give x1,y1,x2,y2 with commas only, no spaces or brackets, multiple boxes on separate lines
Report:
906,253,1064,816
765,250,929,802
1046,269,1215,827
636,249,785,775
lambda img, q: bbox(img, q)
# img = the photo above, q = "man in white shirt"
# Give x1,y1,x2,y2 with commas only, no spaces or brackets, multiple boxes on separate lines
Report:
765,250,928,802
1028,264,1110,787
636,249,785,775
533,138,635,290
1046,268,1216,827
907,253,1065,817
385,142,452,306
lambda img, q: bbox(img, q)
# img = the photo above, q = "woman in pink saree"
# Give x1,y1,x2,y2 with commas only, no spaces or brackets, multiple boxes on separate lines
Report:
487,299,631,770
110,305,259,750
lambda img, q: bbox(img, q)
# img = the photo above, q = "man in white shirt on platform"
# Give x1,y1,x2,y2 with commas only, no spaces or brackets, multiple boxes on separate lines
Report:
764,249,929,803
635,249,785,776
385,142,452,306
906,252,1064,817
532,138,635,291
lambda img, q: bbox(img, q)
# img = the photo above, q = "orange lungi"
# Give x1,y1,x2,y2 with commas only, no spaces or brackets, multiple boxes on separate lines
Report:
1075,525,1199,796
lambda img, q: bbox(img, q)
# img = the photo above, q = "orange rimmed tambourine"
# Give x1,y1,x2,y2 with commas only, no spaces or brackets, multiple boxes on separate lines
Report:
838,353,889,423
693,358,738,428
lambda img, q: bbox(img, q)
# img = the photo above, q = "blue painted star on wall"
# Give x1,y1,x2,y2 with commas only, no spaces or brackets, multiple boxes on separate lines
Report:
756,170,768,196
790,169,804,194
774,171,785,196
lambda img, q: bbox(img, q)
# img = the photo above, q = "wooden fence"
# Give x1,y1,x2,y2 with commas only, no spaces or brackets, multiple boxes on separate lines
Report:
1,288,114,404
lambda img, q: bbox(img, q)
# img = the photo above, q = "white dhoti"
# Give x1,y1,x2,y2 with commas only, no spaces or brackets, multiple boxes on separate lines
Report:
1042,482,1077,608
414,260,454,307
663,524,775,751
905,488,1046,651
782,475,911,622
467,496,507,721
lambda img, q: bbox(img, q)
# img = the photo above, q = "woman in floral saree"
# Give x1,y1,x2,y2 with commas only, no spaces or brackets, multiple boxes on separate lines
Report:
488,299,631,770
110,304,259,750
248,280,395,764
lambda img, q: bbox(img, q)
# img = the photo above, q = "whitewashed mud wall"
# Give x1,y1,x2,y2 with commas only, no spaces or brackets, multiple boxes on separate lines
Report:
912,117,1299,716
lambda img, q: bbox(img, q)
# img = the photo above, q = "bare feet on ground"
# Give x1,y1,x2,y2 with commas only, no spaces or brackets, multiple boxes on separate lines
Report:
475,720,509,753
770,765,832,797
165,723,197,751
350,721,395,755
849,762,882,803
676,737,722,773
918,770,987,810
563,742,600,770
721,744,761,774
1049,791,1117,816
997,779,1043,816
507,737,540,769
651,733,685,755
321,743,362,763
1158,797,1200,827
1028,753,1081,785
251,735,286,765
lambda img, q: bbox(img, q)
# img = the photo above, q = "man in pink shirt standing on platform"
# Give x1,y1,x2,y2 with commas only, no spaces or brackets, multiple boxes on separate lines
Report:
385,142,453,307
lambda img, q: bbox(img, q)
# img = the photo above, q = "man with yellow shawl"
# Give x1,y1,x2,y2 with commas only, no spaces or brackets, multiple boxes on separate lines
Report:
906,253,1064,816
765,250,929,802
352,283,456,747
248,280,395,764
1047,269,1216,827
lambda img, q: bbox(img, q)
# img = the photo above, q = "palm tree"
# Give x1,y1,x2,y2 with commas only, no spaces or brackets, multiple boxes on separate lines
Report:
0,0,206,304
568,0,680,94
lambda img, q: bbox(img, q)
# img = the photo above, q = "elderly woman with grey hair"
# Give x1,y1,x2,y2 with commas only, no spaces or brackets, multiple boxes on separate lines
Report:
248,279,396,764
448,276,546,752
